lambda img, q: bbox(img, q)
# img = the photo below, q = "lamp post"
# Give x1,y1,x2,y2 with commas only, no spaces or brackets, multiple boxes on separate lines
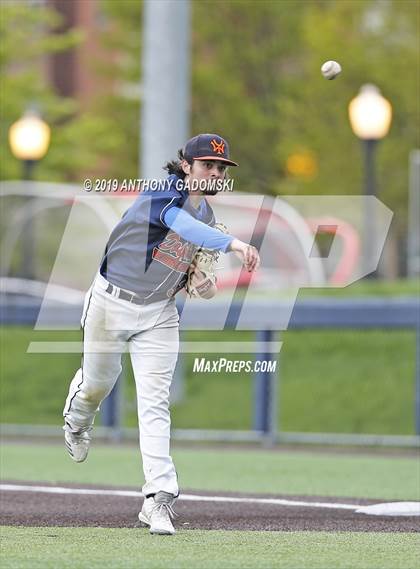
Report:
8,109,51,279
348,84,392,277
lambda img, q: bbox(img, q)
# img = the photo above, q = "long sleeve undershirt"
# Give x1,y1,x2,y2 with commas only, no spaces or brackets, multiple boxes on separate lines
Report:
163,206,233,252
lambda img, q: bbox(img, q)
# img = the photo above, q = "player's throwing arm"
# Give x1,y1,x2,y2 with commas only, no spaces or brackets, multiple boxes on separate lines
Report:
229,239,260,273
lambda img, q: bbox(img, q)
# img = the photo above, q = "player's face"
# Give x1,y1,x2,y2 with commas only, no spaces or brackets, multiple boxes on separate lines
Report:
188,160,228,195
192,160,227,179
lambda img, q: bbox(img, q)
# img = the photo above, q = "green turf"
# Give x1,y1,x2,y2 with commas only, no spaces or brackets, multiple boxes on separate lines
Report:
1,527,419,569
0,326,416,434
172,329,415,434
1,443,419,500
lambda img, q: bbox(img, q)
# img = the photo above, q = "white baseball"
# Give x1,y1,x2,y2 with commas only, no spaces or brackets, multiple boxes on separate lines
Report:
321,60,342,80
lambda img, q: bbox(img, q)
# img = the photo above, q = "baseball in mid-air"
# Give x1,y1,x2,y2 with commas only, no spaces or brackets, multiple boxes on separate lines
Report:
321,60,342,80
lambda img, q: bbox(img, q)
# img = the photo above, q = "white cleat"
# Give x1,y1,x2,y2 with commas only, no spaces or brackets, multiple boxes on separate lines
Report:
138,491,177,535
63,424,92,463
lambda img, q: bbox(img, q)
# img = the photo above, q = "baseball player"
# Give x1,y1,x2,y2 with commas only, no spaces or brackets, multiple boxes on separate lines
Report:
63,133,260,535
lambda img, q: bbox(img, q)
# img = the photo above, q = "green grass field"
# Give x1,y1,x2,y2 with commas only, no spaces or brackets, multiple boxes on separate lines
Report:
2,527,419,569
1,281,419,568
2,443,420,499
1,280,417,433
0,327,416,434
1,442,419,569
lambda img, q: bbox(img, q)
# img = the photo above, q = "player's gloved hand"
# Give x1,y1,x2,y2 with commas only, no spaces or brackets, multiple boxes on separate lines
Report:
229,239,260,272
186,263,217,299
186,222,228,299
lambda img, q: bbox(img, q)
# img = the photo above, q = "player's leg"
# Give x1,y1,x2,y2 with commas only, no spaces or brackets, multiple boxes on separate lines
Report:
63,278,130,461
129,301,179,534
129,320,179,496
130,322,179,534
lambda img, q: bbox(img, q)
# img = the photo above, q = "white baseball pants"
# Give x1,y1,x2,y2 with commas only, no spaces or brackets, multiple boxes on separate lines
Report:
63,272,180,496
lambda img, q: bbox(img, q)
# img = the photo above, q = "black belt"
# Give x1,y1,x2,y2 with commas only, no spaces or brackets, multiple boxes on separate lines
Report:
105,283,158,305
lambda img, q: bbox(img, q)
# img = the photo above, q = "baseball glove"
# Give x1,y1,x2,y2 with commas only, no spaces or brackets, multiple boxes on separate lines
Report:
186,223,228,299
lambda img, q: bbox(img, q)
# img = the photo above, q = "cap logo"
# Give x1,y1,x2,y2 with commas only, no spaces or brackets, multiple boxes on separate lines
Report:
210,138,225,155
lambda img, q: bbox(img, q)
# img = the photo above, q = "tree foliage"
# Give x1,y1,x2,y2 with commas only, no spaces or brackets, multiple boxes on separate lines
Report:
1,0,418,235
0,1,122,181
192,0,418,234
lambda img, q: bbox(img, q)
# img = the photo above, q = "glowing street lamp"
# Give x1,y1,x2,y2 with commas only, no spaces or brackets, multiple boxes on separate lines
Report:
348,84,392,141
8,109,51,279
348,84,392,277
9,110,51,163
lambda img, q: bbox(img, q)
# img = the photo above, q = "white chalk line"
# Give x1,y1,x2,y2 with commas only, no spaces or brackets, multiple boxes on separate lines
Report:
3,484,419,516
0,483,358,510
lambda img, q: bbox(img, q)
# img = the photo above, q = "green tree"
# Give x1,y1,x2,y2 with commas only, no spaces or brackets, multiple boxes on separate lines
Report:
0,1,122,182
277,0,419,234
3,0,417,239
192,0,306,194
192,0,418,233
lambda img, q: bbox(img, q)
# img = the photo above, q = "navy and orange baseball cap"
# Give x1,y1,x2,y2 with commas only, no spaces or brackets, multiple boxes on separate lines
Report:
184,134,238,167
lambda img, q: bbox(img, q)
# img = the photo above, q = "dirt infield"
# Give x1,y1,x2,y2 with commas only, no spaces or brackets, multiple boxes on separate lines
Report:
1,482,418,532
